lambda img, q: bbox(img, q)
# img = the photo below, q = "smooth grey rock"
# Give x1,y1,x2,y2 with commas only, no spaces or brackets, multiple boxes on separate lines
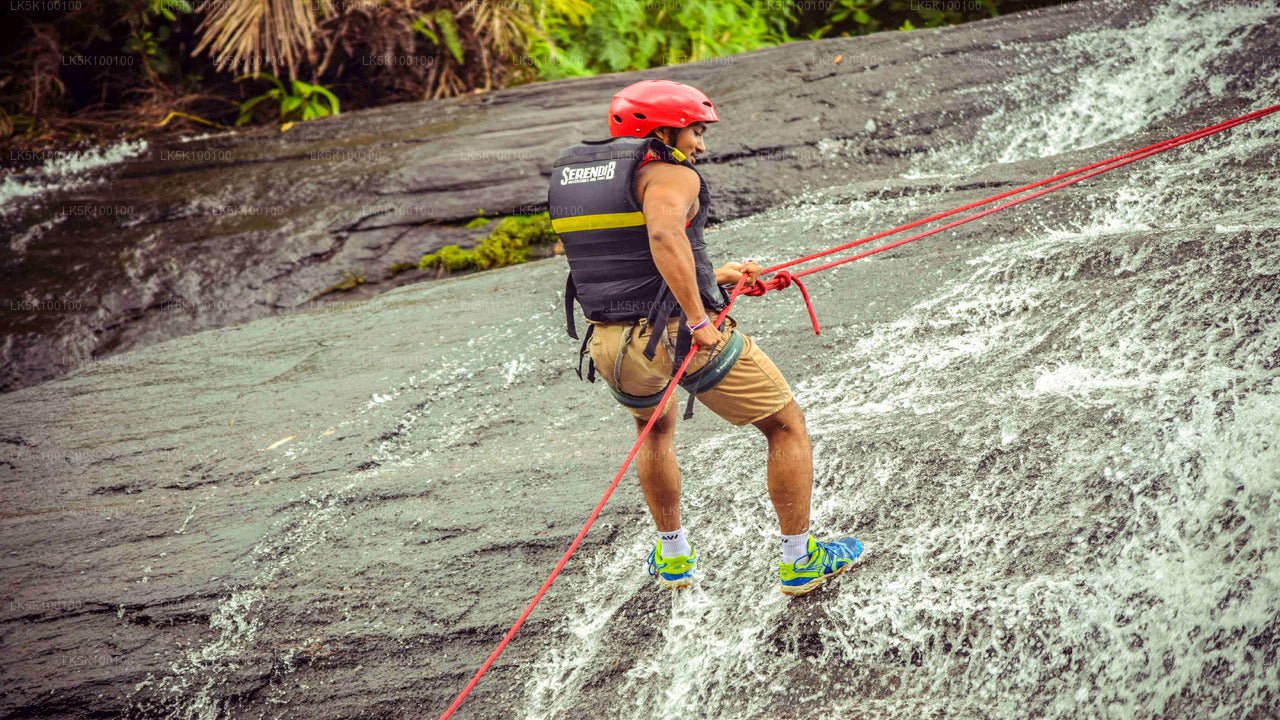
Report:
0,0,1124,394
3,1,1278,719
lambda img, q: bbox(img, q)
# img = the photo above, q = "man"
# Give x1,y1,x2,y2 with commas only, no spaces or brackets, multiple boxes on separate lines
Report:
547,80,864,596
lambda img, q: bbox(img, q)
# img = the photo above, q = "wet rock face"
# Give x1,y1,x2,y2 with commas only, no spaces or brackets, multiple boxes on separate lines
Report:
4,1,1280,719
0,1,1129,394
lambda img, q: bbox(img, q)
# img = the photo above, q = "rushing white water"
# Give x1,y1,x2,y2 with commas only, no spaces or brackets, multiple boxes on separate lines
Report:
913,0,1280,175
100,2,1277,717
0,139,149,216
521,2,1280,718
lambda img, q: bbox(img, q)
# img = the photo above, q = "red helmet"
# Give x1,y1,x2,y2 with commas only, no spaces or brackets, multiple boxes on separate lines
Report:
609,80,719,138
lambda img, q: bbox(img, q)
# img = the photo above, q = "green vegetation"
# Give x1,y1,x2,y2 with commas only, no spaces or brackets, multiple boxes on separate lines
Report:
324,270,365,293
4,0,1074,152
420,213,559,275
532,0,793,80
421,245,479,273
236,73,340,125
794,0,999,37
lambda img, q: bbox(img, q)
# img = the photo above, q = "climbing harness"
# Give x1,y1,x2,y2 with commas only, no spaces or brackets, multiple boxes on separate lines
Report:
436,103,1280,720
606,322,669,410
593,318,746,418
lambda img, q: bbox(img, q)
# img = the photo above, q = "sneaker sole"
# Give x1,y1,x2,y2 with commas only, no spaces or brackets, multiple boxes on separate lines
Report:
658,575,694,590
779,553,864,596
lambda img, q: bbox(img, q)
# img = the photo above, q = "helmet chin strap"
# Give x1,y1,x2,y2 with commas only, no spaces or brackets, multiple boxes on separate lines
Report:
654,131,685,160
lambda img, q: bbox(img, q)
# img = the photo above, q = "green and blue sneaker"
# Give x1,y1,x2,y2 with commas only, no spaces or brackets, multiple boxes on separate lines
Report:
647,541,696,589
779,536,864,596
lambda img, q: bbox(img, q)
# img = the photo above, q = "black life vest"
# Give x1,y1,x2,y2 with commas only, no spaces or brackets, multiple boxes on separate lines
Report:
548,136,729,367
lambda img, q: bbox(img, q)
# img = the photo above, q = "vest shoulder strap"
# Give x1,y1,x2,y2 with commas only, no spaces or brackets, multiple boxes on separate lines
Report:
552,137,690,169
564,273,578,339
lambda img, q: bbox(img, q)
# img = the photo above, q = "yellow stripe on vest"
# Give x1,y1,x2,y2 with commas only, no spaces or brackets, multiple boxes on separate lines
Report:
552,211,647,234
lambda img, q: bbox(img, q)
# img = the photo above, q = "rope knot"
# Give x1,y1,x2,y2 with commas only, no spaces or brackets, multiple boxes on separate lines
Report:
734,269,820,335
742,269,795,296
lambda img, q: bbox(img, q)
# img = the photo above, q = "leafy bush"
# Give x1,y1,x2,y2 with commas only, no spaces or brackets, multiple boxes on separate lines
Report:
236,73,339,125
530,0,795,80
794,0,1006,39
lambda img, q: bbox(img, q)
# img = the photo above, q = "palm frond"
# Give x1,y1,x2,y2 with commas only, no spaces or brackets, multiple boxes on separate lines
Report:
194,0,339,77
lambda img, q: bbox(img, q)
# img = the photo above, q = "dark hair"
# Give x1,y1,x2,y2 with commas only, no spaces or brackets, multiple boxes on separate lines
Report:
646,126,679,143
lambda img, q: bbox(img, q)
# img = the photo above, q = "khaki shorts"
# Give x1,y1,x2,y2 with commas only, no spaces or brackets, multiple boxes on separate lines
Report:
587,315,793,426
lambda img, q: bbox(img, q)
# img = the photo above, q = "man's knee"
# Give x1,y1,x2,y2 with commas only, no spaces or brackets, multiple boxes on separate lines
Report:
753,399,807,439
635,402,676,435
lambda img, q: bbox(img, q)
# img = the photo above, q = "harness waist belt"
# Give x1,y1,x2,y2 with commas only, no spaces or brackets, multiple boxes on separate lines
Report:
678,330,744,394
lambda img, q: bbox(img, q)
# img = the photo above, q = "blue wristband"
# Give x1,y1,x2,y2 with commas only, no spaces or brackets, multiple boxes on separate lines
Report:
687,316,711,331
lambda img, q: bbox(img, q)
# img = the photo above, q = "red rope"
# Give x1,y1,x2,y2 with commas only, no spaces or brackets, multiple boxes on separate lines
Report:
744,104,1279,327
740,270,821,335
792,106,1277,277
436,103,1277,720
436,276,751,720
762,103,1280,276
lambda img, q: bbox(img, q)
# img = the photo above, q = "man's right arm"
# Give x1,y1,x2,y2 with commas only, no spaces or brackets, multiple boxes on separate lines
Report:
641,164,723,348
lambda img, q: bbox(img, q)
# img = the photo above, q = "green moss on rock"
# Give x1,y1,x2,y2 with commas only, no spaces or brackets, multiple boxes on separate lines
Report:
323,271,365,293
419,213,559,275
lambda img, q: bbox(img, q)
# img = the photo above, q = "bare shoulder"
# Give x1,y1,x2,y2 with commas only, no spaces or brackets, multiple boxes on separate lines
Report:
635,155,700,206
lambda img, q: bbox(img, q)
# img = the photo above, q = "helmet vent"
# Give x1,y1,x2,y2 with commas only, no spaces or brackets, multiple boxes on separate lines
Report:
608,80,714,138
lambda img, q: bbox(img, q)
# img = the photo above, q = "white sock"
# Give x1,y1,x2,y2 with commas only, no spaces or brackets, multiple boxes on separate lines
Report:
658,528,691,557
781,530,812,563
